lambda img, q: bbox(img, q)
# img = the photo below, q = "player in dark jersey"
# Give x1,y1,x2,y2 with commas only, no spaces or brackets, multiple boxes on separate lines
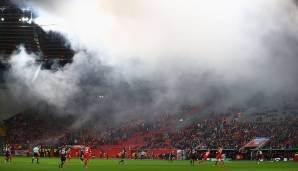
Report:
59,145,67,169
118,147,126,165
79,145,84,164
169,152,174,162
256,149,263,165
189,148,197,166
4,144,12,163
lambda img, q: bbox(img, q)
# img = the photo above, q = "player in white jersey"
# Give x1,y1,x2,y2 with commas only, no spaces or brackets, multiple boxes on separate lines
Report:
59,145,67,169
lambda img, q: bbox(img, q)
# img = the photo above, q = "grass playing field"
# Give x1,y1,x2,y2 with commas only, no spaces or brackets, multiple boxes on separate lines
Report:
0,157,297,171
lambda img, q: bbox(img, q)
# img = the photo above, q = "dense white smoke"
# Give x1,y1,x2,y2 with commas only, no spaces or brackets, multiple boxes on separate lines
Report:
6,0,298,123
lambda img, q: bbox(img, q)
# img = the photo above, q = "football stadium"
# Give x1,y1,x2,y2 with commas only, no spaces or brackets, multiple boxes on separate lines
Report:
0,0,297,171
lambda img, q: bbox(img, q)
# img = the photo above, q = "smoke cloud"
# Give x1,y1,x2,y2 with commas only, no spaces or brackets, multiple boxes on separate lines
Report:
5,0,298,125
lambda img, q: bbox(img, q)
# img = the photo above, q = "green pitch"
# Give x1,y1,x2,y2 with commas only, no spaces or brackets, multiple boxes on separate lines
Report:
0,157,297,171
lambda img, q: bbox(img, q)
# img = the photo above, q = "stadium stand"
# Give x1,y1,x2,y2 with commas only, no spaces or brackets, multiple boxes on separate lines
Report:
0,1,298,162
2,106,298,160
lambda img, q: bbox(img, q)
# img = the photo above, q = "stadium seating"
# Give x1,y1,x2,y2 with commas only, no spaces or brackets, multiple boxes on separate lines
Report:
3,108,298,151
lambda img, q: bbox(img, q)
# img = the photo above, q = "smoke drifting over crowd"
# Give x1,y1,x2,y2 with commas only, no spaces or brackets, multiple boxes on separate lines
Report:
4,0,298,124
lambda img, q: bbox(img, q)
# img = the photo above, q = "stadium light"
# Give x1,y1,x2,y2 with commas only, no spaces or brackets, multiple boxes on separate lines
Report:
21,17,29,22
19,17,33,24
22,8,30,11
0,17,4,22
28,19,32,24
98,95,104,99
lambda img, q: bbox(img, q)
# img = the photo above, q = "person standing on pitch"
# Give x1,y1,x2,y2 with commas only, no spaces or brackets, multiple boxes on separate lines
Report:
189,147,197,166
214,145,224,167
32,145,40,164
199,148,210,164
79,145,84,164
4,144,12,164
118,147,126,165
256,149,263,165
58,145,67,169
83,144,92,168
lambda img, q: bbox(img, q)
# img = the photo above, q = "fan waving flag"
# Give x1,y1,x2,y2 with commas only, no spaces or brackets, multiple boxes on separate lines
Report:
244,137,270,148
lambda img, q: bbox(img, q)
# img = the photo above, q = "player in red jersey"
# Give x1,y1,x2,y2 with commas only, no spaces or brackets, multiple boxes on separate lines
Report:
83,145,92,168
214,145,224,167
198,148,210,164
66,147,72,161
